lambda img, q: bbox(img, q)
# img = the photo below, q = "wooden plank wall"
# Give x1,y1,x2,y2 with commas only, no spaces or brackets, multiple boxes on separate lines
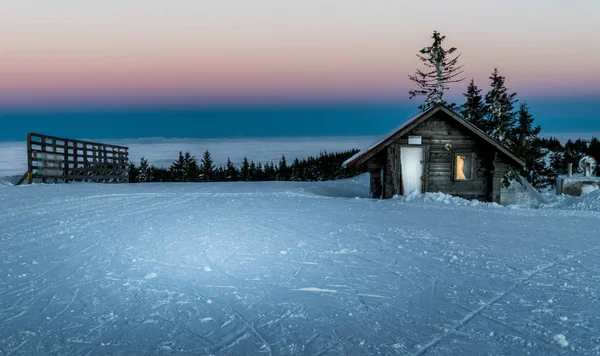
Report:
389,112,496,201
26,133,129,184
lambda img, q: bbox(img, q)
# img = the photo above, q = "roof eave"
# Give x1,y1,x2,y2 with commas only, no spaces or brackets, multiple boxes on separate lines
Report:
343,104,526,169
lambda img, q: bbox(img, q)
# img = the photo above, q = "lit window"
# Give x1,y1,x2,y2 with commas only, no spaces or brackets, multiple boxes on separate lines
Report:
455,155,473,180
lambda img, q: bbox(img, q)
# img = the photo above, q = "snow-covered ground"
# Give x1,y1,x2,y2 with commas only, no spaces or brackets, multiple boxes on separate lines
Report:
1,175,599,355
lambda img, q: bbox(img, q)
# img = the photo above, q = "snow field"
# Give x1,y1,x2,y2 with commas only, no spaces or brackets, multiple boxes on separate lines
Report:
0,176,599,355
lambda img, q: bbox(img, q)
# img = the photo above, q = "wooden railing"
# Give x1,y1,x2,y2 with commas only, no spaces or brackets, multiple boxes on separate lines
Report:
21,133,129,184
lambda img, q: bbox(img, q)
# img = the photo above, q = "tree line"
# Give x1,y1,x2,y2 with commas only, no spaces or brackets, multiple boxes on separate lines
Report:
410,30,599,189
128,150,367,183
457,67,599,188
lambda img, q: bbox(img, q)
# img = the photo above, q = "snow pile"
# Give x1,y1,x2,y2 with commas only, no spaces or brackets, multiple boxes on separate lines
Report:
0,176,19,187
295,174,371,199
393,190,501,208
501,178,548,209
543,189,600,212
553,334,569,348
581,184,599,195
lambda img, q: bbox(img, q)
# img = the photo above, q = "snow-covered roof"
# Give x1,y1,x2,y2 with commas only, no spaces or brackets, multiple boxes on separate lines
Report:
342,104,525,168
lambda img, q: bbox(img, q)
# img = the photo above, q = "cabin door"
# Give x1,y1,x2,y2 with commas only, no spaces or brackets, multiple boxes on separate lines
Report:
400,146,424,194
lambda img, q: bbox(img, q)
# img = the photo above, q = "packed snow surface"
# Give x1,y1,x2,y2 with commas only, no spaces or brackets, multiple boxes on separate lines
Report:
1,175,599,355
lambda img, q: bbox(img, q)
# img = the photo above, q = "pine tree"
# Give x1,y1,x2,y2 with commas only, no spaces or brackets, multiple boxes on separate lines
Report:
459,79,486,131
150,166,169,182
240,157,250,181
183,152,200,182
277,155,290,181
200,150,215,182
511,103,547,188
169,151,186,182
409,30,464,110
128,162,139,183
291,158,302,181
214,166,226,182
264,162,277,181
513,103,541,150
138,157,152,183
255,162,264,181
249,161,257,181
225,158,239,181
484,68,518,143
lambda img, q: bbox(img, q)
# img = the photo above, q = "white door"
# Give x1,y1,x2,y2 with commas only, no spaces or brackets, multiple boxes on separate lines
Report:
400,146,424,194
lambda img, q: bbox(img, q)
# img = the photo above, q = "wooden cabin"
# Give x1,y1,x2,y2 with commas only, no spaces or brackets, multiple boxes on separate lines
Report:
342,104,525,203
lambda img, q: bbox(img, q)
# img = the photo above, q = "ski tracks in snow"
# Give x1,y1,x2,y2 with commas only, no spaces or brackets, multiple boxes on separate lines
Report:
413,246,600,356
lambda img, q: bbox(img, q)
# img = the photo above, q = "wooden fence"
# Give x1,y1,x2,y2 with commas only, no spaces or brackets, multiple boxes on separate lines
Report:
17,133,129,184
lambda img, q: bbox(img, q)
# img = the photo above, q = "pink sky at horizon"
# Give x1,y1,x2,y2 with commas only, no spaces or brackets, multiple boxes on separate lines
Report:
1,0,598,108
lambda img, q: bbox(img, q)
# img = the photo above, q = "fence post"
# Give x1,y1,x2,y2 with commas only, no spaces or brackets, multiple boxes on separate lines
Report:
26,133,33,184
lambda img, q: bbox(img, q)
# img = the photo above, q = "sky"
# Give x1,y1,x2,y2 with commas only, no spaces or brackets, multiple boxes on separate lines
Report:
0,0,599,140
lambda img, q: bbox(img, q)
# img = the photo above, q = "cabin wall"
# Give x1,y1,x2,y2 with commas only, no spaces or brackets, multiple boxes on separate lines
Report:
385,111,501,202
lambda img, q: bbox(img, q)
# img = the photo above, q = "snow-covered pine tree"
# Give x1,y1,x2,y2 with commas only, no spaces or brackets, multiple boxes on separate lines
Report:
409,30,464,110
200,150,215,182
484,68,518,143
138,157,151,183
459,79,487,131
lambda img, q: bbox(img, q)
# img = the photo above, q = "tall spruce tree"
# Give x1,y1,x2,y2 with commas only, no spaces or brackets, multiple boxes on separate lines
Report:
484,68,518,143
277,155,290,181
513,103,541,150
255,162,264,181
225,158,239,181
128,162,139,183
459,79,486,131
169,151,186,182
409,30,464,110
290,158,302,181
264,162,277,181
240,157,250,181
200,150,215,182
138,157,152,183
512,103,547,188
183,152,200,182
249,161,257,181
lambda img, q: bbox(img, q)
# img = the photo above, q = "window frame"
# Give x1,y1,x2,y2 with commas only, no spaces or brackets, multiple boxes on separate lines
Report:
453,153,476,182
